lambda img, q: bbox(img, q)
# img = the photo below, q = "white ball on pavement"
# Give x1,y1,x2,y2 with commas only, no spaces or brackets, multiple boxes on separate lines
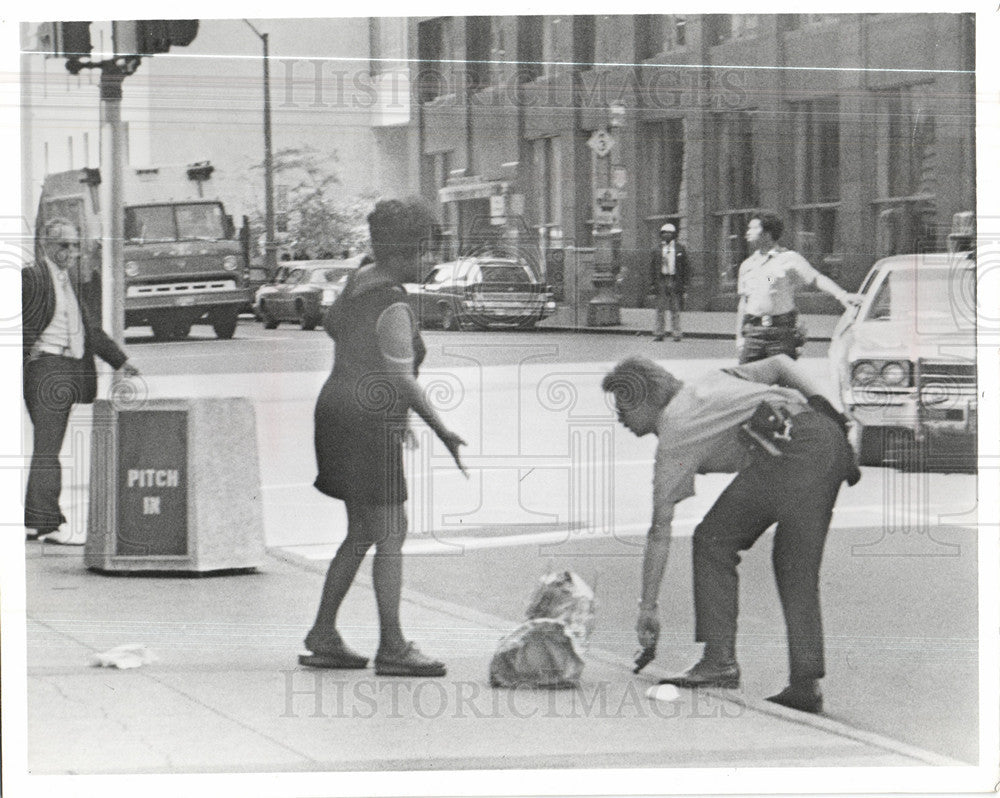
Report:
645,683,681,702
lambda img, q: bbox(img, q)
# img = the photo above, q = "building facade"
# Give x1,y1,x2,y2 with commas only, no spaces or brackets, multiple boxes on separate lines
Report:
370,13,976,310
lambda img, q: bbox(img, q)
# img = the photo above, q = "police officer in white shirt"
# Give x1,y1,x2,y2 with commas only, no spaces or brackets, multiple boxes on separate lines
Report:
736,211,859,364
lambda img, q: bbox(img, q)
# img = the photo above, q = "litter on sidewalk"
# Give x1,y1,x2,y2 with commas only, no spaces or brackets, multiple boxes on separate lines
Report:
89,644,158,670
489,570,596,689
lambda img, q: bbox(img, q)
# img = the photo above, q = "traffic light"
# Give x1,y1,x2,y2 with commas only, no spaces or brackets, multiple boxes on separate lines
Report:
135,20,199,55
37,21,93,58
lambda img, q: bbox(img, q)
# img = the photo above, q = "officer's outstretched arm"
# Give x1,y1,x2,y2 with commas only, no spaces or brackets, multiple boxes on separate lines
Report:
636,501,675,648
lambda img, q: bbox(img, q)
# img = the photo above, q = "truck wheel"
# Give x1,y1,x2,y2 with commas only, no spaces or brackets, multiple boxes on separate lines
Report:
151,318,188,341
211,309,239,340
260,302,279,330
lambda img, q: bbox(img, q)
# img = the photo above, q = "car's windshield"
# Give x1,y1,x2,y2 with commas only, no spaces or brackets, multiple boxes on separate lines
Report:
310,267,356,284
865,266,975,332
125,203,226,242
478,265,532,284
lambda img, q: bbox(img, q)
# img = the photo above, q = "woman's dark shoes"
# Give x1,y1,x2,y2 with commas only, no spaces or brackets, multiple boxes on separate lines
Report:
299,634,369,669
374,641,446,677
766,682,823,714
658,658,741,689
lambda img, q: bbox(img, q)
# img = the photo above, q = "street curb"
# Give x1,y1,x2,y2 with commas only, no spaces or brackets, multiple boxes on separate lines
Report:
536,325,833,343
267,547,965,768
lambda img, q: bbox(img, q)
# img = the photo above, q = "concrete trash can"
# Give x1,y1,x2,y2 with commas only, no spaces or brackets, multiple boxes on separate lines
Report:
85,397,266,573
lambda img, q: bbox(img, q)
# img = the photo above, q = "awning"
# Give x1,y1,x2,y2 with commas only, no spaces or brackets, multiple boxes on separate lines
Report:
438,179,504,203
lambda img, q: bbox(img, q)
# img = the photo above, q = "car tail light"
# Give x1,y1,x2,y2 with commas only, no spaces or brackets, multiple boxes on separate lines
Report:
223,255,239,271
124,261,139,277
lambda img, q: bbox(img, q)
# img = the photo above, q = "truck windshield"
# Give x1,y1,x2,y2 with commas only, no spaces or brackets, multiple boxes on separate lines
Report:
125,203,226,242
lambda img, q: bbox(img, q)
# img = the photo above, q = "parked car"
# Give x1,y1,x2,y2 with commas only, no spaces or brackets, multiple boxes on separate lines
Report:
828,249,976,468
255,255,369,330
244,261,273,316
404,256,557,330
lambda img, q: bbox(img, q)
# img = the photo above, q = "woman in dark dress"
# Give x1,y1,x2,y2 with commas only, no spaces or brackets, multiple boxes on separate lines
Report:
302,198,467,677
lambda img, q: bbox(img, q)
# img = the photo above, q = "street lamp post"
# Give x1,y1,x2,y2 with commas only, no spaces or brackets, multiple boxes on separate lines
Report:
243,20,277,277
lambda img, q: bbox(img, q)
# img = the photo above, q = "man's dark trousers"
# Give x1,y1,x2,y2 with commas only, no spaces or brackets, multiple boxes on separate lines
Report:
739,324,799,364
23,354,86,529
691,410,852,680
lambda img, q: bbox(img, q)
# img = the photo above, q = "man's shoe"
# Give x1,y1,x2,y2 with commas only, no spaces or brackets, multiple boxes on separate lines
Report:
673,333,683,342
653,334,666,342
37,527,85,546
659,658,740,689
766,684,823,714
25,527,57,542
375,641,446,677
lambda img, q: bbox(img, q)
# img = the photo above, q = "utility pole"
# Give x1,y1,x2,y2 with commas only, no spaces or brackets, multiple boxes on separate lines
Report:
243,20,277,277
99,66,128,349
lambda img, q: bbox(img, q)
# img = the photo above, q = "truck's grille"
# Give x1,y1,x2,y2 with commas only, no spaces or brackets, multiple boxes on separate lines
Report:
127,280,237,297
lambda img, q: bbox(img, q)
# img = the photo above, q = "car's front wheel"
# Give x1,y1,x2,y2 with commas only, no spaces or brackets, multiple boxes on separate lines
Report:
440,303,459,331
260,301,279,330
297,301,319,331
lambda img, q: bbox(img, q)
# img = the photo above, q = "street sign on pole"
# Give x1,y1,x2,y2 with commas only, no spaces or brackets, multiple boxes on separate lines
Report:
587,128,616,158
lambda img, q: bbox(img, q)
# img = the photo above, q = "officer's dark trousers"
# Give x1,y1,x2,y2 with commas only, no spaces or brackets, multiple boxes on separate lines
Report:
739,324,799,364
691,410,852,681
23,355,85,530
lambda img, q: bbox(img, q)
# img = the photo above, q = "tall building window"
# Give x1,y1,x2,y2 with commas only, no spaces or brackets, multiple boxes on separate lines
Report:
518,16,544,82
466,17,492,91
573,16,595,71
532,137,562,229
422,151,456,258
791,99,841,275
709,15,760,45
783,14,838,31
417,17,454,103
640,119,685,237
713,111,759,285
636,15,687,59
636,15,666,60
873,84,938,255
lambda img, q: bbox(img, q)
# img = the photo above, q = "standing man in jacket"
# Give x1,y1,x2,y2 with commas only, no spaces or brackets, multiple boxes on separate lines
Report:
649,223,689,342
22,218,139,544
736,211,858,363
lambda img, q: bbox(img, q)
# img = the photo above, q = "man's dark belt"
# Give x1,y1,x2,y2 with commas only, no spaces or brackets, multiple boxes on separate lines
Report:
743,311,797,328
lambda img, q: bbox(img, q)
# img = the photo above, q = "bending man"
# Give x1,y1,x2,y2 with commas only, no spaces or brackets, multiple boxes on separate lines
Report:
603,354,859,713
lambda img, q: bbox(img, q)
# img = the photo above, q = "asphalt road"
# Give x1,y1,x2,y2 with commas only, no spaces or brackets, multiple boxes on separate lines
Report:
122,316,980,763
122,315,834,375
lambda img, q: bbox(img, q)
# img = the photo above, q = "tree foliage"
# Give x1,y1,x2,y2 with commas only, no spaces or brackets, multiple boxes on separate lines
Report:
248,145,374,260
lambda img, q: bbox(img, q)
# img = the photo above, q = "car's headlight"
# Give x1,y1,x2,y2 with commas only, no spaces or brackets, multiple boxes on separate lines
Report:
223,255,239,271
851,361,879,386
880,361,910,386
851,359,912,387
124,261,140,277
322,289,337,304
919,382,953,408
